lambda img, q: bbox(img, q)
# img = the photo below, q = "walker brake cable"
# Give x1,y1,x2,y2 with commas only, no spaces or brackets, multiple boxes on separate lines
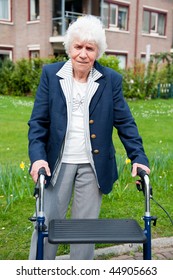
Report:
136,170,173,226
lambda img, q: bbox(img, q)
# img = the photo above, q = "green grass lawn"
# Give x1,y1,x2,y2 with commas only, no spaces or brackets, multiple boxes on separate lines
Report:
0,95,173,259
0,95,33,164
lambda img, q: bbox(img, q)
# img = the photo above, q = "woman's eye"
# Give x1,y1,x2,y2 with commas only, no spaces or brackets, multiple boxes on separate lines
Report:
86,47,94,51
75,45,82,49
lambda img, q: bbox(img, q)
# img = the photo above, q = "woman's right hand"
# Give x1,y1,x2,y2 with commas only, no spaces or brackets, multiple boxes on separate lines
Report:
30,160,51,183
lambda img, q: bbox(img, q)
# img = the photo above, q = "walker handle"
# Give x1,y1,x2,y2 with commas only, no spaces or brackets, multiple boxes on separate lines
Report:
38,167,47,177
137,167,151,216
137,167,148,179
37,167,46,217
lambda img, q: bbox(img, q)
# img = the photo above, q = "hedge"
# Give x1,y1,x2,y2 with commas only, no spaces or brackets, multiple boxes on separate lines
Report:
0,53,173,99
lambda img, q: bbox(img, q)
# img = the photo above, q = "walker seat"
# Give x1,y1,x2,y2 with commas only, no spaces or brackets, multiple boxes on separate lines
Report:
48,218,147,244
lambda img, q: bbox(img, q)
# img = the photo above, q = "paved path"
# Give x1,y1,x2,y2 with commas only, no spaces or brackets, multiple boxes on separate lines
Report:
94,237,173,260
56,237,173,260
95,244,173,260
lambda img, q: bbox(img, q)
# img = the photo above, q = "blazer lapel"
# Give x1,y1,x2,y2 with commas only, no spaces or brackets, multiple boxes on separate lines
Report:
88,68,106,115
56,60,73,105
56,59,106,115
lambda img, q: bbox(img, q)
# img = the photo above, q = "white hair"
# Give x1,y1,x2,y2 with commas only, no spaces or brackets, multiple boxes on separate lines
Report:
64,15,107,59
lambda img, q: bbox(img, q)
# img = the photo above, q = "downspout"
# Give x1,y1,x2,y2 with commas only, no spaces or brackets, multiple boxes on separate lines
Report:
87,0,92,14
100,0,104,22
134,0,139,62
61,0,65,35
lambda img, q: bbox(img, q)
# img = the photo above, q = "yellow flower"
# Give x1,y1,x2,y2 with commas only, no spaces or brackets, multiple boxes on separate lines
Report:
125,158,131,164
20,161,25,170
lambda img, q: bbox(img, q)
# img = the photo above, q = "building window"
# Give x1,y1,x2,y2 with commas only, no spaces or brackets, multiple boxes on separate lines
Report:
29,50,40,59
143,9,166,36
0,49,12,61
103,2,129,31
116,54,127,69
29,0,40,21
106,52,127,69
102,2,109,27
0,0,11,21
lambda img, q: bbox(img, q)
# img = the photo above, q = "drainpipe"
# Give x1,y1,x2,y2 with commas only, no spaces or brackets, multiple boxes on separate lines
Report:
100,0,104,22
61,0,65,35
87,0,92,14
134,0,139,62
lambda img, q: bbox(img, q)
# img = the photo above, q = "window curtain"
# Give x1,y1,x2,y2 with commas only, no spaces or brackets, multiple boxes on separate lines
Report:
102,2,108,28
116,55,126,69
30,0,35,20
0,0,9,20
110,4,117,25
30,0,39,20
143,11,150,33
118,7,128,30
158,14,165,35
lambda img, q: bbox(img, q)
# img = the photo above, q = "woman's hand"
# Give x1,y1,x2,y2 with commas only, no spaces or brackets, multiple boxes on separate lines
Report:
30,160,51,183
132,163,150,177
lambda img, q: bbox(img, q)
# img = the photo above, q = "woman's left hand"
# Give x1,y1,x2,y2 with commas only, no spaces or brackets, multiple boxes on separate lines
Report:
131,163,150,177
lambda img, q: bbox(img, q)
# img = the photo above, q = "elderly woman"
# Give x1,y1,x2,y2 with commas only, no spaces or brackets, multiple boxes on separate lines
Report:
28,15,150,260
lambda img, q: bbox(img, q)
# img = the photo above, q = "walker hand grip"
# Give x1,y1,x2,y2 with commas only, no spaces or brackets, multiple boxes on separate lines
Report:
38,167,47,177
137,167,148,179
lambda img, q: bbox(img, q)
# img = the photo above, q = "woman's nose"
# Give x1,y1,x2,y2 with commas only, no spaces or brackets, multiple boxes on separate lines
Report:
79,48,87,58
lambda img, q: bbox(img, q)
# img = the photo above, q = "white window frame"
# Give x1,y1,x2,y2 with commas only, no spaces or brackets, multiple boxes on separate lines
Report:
0,49,12,60
143,8,166,36
0,0,11,21
28,44,40,59
151,12,158,33
108,3,128,31
109,4,118,28
29,50,40,59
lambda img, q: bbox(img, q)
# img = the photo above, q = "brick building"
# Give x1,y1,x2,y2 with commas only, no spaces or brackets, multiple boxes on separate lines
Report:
0,0,173,68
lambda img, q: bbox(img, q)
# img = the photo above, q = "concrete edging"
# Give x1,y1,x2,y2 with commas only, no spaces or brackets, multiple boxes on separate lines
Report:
56,237,173,260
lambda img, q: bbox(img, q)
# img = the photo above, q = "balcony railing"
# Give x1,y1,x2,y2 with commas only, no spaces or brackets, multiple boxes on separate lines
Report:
52,11,85,36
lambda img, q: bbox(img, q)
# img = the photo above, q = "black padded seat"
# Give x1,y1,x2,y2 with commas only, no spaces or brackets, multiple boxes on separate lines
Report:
48,218,147,244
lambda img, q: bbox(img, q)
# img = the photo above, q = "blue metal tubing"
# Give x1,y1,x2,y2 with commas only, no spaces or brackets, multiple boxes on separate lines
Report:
137,168,152,260
143,216,152,260
36,217,48,260
36,168,48,260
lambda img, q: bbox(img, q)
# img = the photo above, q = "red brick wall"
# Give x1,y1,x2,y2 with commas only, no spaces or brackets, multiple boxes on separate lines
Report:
0,0,173,66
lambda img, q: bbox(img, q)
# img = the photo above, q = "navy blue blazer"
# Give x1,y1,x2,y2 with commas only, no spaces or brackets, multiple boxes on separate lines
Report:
28,60,149,194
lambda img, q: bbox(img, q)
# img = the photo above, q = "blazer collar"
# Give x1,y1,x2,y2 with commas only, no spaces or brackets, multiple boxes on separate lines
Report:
56,59,102,82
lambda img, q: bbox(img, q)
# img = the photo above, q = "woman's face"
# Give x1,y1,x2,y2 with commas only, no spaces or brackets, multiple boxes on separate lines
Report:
69,39,98,79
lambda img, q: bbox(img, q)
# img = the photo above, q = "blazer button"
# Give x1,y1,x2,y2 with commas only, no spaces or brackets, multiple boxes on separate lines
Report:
93,149,99,154
91,134,96,139
89,119,94,124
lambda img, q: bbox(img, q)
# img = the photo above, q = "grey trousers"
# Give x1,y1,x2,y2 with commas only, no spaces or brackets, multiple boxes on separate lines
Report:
29,163,102,260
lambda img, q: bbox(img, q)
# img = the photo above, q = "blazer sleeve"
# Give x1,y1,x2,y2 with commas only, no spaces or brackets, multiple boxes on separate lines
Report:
28,65,50,165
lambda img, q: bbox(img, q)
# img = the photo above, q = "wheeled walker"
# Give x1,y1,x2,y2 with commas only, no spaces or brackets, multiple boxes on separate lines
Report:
29,167,156,260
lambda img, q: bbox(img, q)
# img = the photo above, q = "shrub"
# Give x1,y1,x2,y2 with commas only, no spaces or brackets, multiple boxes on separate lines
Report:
0,53,172,99
10,59,34,96
0,56,68,97
122,59,158,99
98,54,121,72
0,59,15,95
